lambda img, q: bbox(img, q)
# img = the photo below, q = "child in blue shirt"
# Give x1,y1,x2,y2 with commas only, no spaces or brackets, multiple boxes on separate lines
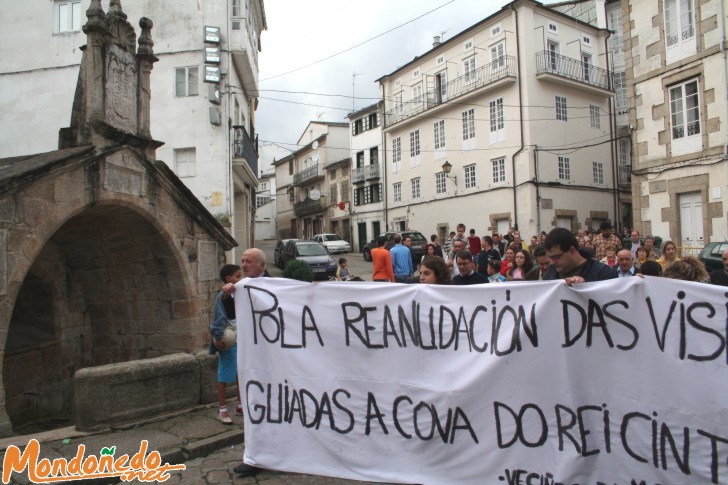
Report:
209,264,242,424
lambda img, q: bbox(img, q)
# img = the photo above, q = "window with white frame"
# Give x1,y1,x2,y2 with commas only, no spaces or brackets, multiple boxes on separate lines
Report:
582,35,592,47
492,157,506,183
555,95,567,121
436,55,445,65
464,164,476,189
232,0,241,17
330,184,337,201
608,8,624,53
664,0,696,62
489,97,505,144
558,156,570,180
592,161,604,184
434,120,445,149
613,72,627,110
394,92,403,115
393,182,402,203
411,178,421,199
392,136,402,173
490,41,506,69
547,40,559,71
618,138,631,184
491,24,502,36
412,83,423,107
436,172,447,194
462,109,475,140
548,21,559,34
175,66,199,97
669,78,701,154
55,1,81,33
582,53,592,82
174,148,196,178
464,56,476,84
410,130,420,157
436,71,448,102
589,105,601,129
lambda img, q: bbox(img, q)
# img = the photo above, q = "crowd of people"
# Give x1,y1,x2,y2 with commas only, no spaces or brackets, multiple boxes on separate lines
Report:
370,222,727,287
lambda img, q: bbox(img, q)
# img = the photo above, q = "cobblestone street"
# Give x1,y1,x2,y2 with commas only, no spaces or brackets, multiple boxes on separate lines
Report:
157,442,387,485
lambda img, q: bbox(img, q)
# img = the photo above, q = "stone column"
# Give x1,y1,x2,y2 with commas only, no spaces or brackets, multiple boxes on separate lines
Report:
82,0,109,132
137,17,157,143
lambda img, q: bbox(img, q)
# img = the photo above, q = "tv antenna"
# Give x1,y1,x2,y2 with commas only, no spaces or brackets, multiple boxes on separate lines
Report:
352,71,364,112
316,111,325,120
440,28,450,42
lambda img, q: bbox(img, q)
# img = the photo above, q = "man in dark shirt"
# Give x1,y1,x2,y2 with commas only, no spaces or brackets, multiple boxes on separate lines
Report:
543,228,616,284
709,249,728,286
453,251,489,285
477,236,501,275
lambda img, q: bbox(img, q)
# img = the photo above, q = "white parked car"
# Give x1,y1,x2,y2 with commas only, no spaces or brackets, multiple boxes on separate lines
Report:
312,233,350,254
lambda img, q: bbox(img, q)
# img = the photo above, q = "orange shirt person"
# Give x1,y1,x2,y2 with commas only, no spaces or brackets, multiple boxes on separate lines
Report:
371,235,395,282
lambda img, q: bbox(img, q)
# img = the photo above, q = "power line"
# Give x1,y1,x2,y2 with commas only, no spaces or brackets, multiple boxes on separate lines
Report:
259,0,455,83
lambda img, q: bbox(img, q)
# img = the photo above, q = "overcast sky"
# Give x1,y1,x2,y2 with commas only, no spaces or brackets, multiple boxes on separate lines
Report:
255,0,540,172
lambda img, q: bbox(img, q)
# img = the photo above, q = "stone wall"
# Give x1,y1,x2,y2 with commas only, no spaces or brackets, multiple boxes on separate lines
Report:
0,147,236,436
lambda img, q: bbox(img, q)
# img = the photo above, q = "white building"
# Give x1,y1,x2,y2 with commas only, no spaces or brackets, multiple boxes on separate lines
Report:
0,0,266,262
348,102,385,251
626,0,728,251
254,172,276,240
377,0,624,240
274,121,350,240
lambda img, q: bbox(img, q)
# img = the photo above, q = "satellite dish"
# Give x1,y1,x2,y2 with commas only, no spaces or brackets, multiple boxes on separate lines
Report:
312,150,320,162
310,189,321,200
312,141,319,150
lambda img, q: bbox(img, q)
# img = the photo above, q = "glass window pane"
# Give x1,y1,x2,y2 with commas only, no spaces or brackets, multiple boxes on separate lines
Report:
72,2,81,31
188,67,199,96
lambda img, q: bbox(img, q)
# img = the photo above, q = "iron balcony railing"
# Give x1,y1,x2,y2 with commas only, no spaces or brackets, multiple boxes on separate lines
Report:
618,164,632,185
536,51,611,91
384,56,516,128
352,164,380,184
294,198,327,217
232,125,258,176
293,163,323,186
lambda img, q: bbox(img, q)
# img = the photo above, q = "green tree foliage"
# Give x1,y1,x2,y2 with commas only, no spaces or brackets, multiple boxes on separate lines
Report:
283,259,314,282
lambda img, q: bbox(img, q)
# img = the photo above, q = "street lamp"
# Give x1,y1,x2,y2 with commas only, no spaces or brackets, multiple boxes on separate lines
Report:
442,161,457,185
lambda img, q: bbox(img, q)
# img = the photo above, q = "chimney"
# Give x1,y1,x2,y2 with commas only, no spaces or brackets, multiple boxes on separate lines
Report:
433,35,441,48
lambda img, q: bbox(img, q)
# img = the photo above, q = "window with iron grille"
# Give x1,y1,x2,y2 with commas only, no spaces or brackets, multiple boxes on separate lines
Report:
590,105,601,128
462,109,475,140
669,79,700,140
411,177,421,199
492,157,505,183
464,164,476,189
558,156,570,180
555,96,567,121
592,161,604,184
436,172,446,194
393,182,402,202
434,120,445,149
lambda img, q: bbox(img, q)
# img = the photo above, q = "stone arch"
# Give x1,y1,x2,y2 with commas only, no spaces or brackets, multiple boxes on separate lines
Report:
2,201,197,432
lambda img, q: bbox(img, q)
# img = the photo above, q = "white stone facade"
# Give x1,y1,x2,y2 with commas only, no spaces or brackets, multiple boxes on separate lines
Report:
627,0,727,251
0,0,266,262
377,0,622,240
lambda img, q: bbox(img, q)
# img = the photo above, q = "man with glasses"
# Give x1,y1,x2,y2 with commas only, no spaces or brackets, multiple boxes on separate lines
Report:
543,228,616,285
453,251,488,285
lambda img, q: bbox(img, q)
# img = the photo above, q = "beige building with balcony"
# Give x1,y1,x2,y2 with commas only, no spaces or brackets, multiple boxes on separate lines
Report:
274,121,350,240
0,0,266,262
625,0,728,252
377,0,627,238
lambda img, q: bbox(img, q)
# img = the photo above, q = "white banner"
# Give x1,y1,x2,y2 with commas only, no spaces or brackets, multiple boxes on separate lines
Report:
235,277,728,485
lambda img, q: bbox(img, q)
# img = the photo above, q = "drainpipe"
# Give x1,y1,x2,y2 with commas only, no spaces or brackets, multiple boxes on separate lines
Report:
381,91,389,231
720,0,728,158
604,31,618,229
510,3,525,231
534,145,541,232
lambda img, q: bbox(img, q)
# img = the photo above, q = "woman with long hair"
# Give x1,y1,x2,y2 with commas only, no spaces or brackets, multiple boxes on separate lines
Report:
656,240,680,269
418,256,452,285
425,244,436,257
507,248,533,280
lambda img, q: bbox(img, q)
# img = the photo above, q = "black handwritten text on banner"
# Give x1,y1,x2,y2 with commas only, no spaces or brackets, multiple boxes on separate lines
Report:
235,277,728,485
